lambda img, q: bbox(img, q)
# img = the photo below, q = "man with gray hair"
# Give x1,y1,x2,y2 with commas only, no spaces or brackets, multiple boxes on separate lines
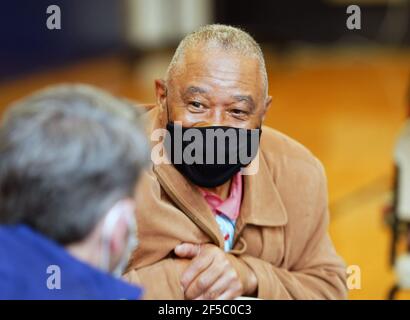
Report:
125,24,347,300
0,84,149,299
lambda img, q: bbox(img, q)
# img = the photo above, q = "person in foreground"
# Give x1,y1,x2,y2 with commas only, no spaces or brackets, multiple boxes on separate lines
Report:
124,24,347,300
0,84,149,299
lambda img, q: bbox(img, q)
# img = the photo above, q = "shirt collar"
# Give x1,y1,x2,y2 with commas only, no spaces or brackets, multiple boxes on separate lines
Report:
199,172,243,221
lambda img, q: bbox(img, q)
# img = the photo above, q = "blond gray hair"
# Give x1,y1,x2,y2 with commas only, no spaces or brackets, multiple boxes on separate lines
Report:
166,24,268,96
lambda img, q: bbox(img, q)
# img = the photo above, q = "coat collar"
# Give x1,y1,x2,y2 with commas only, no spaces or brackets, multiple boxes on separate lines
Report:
154,163,225,247
146,106,288,247
234,151,288,240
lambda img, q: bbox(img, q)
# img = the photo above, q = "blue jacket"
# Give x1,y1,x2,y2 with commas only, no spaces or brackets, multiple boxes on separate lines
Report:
0,224,142,300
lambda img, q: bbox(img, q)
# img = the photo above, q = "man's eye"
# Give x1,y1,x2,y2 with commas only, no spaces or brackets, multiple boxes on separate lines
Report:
231,109,247,116
190,102,202,108
188,101,205,111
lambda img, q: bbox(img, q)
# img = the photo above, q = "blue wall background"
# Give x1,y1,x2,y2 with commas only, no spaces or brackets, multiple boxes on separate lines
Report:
0,0,124,81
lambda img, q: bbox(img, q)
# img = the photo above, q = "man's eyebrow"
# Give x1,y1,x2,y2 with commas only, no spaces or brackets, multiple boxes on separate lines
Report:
232,94,256,111
184,86,208,96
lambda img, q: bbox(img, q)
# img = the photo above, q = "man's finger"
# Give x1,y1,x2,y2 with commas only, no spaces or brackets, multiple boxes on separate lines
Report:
216,285,242,300
185,260,225,299
174,243,201,258
180,253,214,290
193,270,230,300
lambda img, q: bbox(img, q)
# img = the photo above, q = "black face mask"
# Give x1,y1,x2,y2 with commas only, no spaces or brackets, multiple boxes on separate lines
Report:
165,122,261,188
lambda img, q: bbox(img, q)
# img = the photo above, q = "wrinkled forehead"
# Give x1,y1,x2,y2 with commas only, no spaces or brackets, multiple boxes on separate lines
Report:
169,47,266,100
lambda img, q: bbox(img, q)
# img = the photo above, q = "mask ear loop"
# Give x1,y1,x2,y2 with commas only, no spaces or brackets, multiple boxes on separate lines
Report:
100,205,122,272
112,205,138,278
100,201,137,275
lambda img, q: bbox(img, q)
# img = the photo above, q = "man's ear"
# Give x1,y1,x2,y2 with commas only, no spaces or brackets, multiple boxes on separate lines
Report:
155,79,167,109
262,95,272,122
155,79,168,125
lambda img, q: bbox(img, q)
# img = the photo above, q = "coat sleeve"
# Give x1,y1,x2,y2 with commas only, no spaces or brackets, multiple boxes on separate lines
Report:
122,170,201,300
123,258,190,300
227,162,347,300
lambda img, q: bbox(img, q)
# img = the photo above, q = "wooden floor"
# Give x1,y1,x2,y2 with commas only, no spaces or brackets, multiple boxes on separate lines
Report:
0,48,409,299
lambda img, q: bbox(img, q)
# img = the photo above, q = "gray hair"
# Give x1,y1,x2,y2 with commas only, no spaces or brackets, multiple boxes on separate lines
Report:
0,84,150,244
166,24,268,95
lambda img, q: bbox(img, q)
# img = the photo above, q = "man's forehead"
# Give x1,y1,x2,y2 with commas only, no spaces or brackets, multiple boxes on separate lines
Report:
171,48,263,94
182,47,259,72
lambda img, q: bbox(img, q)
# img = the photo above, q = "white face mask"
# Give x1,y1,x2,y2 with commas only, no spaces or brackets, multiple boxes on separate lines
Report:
99,200,138,278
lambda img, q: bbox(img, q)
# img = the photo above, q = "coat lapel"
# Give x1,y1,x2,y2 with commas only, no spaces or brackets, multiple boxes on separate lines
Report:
154,163,225,248
234,140,288,242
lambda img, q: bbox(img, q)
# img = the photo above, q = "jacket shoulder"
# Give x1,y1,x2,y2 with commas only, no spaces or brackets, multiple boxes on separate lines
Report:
260,125,323,173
